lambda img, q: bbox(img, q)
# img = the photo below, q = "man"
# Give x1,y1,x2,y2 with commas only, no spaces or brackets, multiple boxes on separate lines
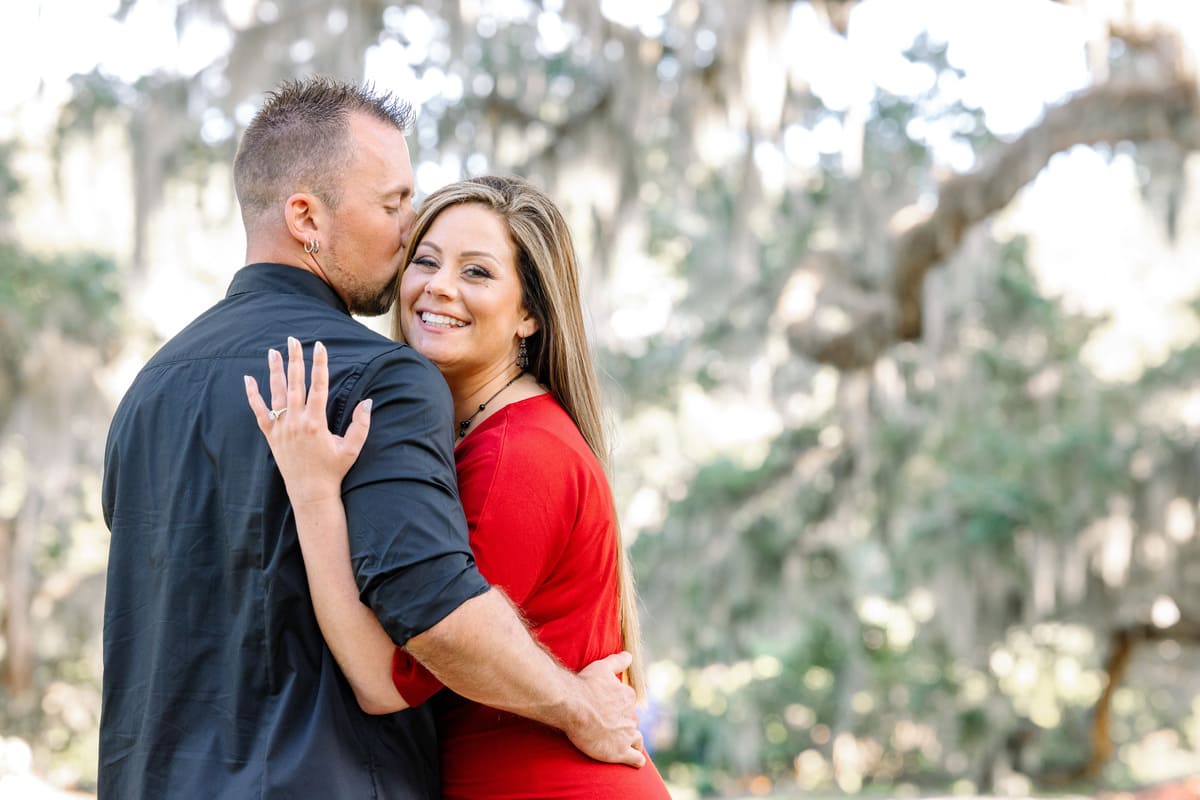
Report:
100,77,643,799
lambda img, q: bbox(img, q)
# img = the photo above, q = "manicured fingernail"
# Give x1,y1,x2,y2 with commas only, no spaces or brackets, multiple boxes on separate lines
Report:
363,398,372,414
288,336,299,348
269,349,280,362
315,341,325,354
243,375,252,389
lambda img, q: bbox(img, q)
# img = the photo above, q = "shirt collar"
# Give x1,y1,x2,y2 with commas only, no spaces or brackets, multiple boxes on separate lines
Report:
226,263,349,315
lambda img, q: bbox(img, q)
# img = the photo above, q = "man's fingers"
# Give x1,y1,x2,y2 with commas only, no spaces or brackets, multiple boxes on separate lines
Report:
308,341,329,414
622,745,647,768
286,336,306,411
601,651,634,675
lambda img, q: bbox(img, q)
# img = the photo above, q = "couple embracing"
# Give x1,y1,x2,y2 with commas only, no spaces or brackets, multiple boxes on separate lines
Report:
100,77,670,798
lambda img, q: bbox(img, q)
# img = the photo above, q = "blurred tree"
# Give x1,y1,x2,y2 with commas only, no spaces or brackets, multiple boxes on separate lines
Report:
34,0,1200,794
784,15,1200,367
0,139,122,783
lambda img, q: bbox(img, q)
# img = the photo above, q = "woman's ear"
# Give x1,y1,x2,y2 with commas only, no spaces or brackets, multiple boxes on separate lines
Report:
518,312,541,339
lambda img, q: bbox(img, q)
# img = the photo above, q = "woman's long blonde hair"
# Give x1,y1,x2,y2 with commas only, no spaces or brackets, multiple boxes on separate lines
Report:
391,175,645,697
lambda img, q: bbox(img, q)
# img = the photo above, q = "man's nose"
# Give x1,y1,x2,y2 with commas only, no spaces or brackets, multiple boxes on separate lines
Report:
398,205,416,246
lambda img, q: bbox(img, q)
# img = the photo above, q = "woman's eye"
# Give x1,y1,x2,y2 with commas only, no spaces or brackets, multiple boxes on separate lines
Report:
384,206,398,215
465,265,492,279
412,256,437,269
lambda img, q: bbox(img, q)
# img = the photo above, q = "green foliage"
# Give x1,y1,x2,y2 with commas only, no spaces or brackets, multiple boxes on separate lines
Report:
903,243,1136,571
17,4,1200,796
0,137,122,420
636,227,1198,789
1,128,116,348
0,141,123,791
0,245,122,354
0,142,21,221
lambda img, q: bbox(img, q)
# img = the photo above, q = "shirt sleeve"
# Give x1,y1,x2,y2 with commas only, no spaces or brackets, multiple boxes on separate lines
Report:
338,346,490,646
389,411,576,702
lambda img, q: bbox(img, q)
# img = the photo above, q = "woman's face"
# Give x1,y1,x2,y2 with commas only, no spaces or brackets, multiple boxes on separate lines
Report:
398,203,537,383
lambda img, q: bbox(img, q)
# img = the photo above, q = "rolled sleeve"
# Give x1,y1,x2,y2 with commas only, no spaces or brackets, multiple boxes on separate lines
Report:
338,347,490,645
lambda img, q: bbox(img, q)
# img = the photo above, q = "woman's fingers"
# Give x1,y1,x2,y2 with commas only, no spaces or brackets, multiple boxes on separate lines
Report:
243,375,271,434
308,341,329,415
247,341,369,489
268,348,287,412
342,398,373,459
286,336,306,413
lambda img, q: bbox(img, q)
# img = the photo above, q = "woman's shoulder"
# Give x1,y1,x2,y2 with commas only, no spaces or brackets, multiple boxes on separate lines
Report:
463,395,598,479
504,395,595,457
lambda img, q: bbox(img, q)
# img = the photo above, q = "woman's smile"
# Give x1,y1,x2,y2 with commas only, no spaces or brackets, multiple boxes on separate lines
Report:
399,203,536,383
418,310,468,329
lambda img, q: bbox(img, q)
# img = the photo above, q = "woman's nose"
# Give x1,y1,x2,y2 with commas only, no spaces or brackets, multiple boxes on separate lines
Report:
424,265,455,297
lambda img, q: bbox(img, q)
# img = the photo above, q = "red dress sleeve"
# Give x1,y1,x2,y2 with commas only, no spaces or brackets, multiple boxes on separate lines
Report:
391,648,442,707
390,409,575,705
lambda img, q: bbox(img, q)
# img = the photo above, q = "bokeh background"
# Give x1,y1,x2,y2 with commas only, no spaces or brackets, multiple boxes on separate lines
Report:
4,0,1200,797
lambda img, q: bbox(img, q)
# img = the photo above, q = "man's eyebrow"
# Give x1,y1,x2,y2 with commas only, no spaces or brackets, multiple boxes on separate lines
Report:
380,186,413,199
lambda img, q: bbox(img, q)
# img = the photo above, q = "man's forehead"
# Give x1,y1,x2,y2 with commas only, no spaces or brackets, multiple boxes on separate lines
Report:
347,121,413,189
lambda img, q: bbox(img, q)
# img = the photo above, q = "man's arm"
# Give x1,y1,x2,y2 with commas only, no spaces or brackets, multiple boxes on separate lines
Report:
246,339,644,765
406,589,644,766
290,481,642,764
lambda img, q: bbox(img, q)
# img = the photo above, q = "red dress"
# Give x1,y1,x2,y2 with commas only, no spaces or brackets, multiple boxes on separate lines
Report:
391,394,670,799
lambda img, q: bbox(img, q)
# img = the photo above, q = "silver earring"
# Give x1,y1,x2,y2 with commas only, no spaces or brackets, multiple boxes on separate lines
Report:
516,337,529,370
304,238,320,254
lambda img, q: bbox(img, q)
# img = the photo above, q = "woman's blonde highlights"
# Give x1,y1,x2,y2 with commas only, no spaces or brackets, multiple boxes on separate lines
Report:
391,176,646,698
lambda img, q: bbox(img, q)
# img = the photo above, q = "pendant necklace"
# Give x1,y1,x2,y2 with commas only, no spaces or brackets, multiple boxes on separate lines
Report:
458,372,523,439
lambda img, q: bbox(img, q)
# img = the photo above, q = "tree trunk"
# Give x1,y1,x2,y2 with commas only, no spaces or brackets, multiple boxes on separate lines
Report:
2,504,36,696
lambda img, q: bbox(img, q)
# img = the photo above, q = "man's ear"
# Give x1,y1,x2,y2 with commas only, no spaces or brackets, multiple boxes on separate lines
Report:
284,192,321,247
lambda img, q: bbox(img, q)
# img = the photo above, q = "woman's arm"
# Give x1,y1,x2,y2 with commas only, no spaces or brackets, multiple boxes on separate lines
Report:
244,337,408,714
247,338,645,765
288,492,409,714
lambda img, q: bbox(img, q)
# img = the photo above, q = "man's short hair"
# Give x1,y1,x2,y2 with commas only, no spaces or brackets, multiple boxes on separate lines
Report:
233,77,414,225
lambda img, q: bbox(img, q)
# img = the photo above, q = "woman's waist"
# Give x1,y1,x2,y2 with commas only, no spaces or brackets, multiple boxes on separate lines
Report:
436,713,668,798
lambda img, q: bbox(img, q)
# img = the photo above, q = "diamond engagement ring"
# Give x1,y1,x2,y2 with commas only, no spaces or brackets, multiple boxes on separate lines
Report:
268,408,288,421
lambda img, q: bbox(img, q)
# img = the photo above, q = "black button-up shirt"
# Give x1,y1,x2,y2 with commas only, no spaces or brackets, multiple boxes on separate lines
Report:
100,263,490,799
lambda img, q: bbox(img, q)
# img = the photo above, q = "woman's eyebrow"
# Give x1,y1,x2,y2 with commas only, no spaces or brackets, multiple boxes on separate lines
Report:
459,250,500,262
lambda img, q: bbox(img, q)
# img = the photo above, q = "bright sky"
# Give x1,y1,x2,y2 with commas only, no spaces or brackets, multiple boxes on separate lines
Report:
11,0,1200,139
10,0,1200,387
15,0,1197,181
0,0,1103,140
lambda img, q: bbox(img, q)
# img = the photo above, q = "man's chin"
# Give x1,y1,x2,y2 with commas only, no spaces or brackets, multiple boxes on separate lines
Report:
351,304,387,318
350,284,400,317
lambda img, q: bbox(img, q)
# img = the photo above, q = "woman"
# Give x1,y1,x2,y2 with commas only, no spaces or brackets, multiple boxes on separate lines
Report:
245,176,669,797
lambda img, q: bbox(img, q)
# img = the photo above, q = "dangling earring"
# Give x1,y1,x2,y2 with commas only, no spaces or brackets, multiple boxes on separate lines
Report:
304,238,320,254
516,337,529,370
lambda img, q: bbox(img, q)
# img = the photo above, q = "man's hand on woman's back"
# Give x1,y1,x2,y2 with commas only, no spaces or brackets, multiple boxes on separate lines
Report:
566,651,646,768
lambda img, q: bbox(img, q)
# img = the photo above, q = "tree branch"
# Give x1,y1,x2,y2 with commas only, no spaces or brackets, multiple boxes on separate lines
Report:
785,75,1200,369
